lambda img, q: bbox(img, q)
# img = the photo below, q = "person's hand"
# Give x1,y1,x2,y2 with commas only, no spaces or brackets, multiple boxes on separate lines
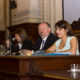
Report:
45,50,54,53
6,40,10,48
19,49,33,56
24,50,33,56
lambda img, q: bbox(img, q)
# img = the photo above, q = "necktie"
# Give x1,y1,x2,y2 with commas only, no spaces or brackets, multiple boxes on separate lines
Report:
41,40,45,50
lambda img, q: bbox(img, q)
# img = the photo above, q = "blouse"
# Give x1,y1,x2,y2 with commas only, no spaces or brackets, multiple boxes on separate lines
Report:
55,36,79,55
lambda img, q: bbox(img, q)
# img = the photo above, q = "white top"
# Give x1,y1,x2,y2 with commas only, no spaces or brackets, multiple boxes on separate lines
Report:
55,36,79,55
18,43,22,49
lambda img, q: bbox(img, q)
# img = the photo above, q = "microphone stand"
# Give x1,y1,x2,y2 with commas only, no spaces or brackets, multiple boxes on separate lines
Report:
9,39,12,55
9,35,12,55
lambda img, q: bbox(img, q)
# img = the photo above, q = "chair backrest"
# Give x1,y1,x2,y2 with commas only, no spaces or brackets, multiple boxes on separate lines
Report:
71,18,80,52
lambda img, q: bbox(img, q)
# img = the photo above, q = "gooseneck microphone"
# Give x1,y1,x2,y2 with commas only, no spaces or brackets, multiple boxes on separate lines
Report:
9,35,13,55
9,35,16,55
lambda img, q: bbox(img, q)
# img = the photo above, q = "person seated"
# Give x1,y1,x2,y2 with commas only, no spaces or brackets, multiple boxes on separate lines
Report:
46,20,79,55
24,22,58,55
6,28,33,54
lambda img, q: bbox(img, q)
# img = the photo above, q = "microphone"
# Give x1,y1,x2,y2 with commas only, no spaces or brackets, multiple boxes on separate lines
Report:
12,37,16,41
9,35,16,55
9,34,16,42
11,37,16,42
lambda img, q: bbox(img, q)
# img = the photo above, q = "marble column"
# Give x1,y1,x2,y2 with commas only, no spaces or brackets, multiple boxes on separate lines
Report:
41,0,62,33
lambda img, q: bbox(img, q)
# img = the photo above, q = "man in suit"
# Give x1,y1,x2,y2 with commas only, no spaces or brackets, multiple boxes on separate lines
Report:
33,22,58,51
24,22,58,54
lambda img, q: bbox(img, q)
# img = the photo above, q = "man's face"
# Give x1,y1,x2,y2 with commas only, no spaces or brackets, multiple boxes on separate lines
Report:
38,23,50,38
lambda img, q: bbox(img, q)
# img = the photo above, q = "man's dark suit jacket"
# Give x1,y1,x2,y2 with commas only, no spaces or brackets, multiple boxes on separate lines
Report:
33,33,58,51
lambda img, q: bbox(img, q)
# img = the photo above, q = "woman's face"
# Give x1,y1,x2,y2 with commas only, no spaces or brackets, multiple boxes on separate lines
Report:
15,34,21,42
56,26,68,38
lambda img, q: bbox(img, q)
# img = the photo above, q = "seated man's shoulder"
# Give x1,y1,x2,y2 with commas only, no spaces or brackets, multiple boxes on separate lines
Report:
34,37,41,43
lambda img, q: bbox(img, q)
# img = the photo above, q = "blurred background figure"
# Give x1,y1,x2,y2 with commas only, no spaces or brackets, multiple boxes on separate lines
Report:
6,28,33,54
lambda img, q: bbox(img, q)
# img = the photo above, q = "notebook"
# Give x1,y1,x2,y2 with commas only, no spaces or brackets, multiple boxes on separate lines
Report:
33,51,70,56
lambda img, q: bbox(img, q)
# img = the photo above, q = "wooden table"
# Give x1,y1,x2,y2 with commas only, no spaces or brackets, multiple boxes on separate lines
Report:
0,55,80,80
43,70,80,80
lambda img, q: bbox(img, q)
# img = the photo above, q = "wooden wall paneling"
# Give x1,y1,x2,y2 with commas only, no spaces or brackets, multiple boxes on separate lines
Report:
8,23,39,44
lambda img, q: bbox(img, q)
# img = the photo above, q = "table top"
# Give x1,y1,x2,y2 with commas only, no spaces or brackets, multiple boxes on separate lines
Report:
43,70,80,80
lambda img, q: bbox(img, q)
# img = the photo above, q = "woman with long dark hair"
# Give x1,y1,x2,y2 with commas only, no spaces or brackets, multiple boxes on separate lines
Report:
46,20,79,55
6,28,33,53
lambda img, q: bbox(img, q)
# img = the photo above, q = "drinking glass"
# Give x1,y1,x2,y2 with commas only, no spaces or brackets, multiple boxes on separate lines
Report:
0,45,6,55
70,64,79,72
70,64,79,79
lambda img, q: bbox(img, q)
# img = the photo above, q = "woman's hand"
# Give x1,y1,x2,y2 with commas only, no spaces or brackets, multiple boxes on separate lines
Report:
19,49,33,56
6,40,10,48
45,50,54,53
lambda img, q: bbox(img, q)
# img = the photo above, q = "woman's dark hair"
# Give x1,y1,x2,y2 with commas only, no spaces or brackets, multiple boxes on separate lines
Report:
15,28,28,43
55,20,74,36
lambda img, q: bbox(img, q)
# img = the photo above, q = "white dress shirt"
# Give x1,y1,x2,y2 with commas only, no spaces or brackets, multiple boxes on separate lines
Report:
40,36,48,50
